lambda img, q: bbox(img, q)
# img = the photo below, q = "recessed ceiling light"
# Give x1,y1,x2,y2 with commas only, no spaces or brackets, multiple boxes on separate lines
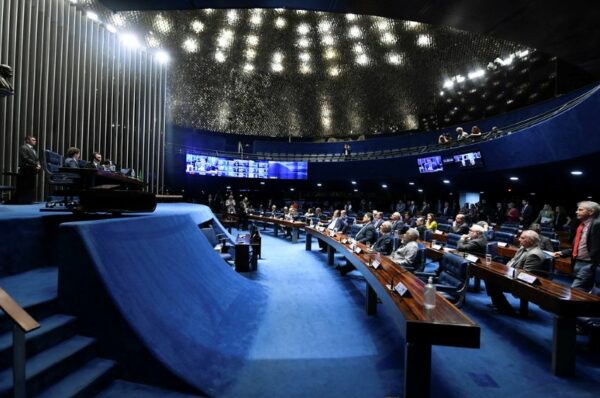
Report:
381,184,388,188
418,189,423,192
509,176,519,181
317,183,322,187
409,182,415,185
443,179,450,184
290,188,295,191
86,11,99,22
353,189,358,192
571,170,583,175
260,181,265,185
351,181,357,185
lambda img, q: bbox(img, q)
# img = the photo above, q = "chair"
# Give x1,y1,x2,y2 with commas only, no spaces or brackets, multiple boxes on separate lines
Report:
446,233,462,249
404,243,426,273
550,238,560,251
437,223,452,233
494,231,516,245
540,230,558,239
423,229,433,242
499,226,519,234
42,149,82,208
200,227,233,263
416,253,470,307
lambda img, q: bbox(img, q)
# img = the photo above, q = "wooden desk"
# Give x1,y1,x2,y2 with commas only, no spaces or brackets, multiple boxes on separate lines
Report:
248,214,305,243
234,233,257,272
305,227,480,398
471,259,600,376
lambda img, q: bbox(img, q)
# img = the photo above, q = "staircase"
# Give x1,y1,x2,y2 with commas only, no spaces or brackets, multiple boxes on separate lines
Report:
0,268,200,397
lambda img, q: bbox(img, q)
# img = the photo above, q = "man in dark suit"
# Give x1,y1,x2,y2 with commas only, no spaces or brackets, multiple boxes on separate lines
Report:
372,221,393,255
64,147,81,168
487,230,546,313
520,199,534,228
452,214,469,235
390,212,409,234
318,210,346,251
457,224,488,255
354,212,376,245
555,201,600,291
372,211,384,231
16,135,41,204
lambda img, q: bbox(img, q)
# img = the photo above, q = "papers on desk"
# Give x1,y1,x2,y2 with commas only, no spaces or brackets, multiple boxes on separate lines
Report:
464,254,480,263
341,238,348,244
443,247,455,253
317,226,325,232
371,260,381,269
517,272,538,285
434,230,443,235
354,246,362,254
431,243,443,251
497,242,508,247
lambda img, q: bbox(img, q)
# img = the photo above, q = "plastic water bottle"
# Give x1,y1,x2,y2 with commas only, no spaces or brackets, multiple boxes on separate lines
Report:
424,277,436,310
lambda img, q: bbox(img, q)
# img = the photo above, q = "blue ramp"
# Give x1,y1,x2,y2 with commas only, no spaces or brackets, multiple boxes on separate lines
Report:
58,214,268,395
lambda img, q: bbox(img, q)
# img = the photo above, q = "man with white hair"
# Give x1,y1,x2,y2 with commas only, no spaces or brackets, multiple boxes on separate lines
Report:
487,230,546,314
391,228,420,268
457,224,488,255
554,201,600,291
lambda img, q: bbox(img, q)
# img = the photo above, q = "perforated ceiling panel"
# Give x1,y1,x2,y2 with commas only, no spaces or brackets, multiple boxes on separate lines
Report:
108,8,550,137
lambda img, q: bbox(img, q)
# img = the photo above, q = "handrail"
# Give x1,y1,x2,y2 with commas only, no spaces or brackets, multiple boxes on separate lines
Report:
0,288,39,333
170,84,599,163
0,287,40,398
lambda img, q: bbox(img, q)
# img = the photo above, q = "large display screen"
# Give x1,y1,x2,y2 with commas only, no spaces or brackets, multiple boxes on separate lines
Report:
442,150,484,170
185,154,308,180
417,156,444,173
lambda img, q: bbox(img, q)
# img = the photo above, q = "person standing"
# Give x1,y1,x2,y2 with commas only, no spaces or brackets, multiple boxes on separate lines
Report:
554,201,600,291
16,135,41,204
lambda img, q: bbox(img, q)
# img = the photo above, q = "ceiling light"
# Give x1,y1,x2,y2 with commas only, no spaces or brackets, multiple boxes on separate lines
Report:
299,64,312,74
439,91,444,96
351,181,357,185
418,189,423,192
154,14,172,33
381,32,396,44
86,11,99,22
328,66,340,77
443,79,454,89
106,24,117,33
317,183,322,187
274,17,286,29
272,52,284,63
245,48,256,59
297,23,310,35
352,44,364,54
509,176,519,181
318,20,332,33
387,53,402,65
417,34,432,47
405,21,420,29
455,75,465,83
346,14,357,21
297,37,310,48
249,14,262,26
182,38,198,53
468,69,485,79
356,54,369,65
260,181,265,185
443,180,450,184
246,35,259,46
120,33,141,49
191,20,204,33
146,35,159,48
375,20,391,31
409,182,415,185
155,51,170,64
203,9,214,15
517,49,530,58
348,26,362,38
271,62,283,72
324,48,337,59
381,184,388,189
226,10,238,24
243,63,254,72
296,10,307,15
299,52,310,62
322,35,335,46
571,170,583,175
353,189,358,192
215,50,226,63
290,188,295,191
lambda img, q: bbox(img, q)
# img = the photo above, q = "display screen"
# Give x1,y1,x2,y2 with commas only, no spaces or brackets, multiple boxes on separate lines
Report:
417,156,444,173
448,151,484,169
185,154,308,180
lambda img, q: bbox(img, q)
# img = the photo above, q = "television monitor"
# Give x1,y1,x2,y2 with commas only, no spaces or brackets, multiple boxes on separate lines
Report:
452,151,484,169
417,156,443,173
185,154,308,180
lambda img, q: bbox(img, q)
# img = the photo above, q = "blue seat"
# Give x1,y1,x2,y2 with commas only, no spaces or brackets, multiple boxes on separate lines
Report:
404,243,426,273
550,238,560,251
446,233,462,249
416,253,470,307
437,223,452,233
423,229,433,242
540,230,558,239
494,231,516,245
499,226,519,234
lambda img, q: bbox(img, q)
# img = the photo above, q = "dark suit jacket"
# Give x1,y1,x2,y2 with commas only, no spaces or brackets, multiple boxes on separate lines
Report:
355,223,376,244
521,205,534,226
19,144,39,169
457,236,487,255
561,216,600,264
373,233,393,255
452,222,469,235
327,217,346,232
539,235,554,252
64,157,79,168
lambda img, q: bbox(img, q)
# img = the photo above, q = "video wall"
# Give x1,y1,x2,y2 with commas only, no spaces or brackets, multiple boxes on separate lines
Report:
185,153,308,180
418,150,484,173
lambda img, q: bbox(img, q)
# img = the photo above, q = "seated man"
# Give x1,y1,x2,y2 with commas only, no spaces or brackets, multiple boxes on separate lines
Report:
354,212,376,245
457,224,488,255
90,152,103,169
390,212,409,234
391,228,420,268
486,230,546,314
64,147,81,168
415,217,427,240
318,210,346,251
372,221,393,255
452,213,470,235
372,211,384,231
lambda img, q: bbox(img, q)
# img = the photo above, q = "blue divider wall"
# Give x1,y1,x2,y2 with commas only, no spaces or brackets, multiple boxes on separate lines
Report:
58,213,268,395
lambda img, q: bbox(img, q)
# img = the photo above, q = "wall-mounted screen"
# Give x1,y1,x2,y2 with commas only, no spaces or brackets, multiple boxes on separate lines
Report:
417,156,443,173
451,151,484,169
185,154,308,180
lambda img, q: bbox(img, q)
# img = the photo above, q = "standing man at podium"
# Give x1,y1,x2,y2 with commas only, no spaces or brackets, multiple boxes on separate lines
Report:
16,135,41,204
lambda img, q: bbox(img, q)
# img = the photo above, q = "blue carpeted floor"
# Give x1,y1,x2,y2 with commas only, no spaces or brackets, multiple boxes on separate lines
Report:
227,228,600,398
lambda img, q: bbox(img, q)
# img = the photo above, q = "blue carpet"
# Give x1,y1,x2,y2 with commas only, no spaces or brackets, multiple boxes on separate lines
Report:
96,380,202,397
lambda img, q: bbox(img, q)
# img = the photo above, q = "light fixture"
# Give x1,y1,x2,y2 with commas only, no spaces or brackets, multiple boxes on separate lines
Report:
299,52,310,62
215,51,226,63
243,63,254,72
418,189,423,193
509,176,519,181
356,54,369,66
317,183,322,187
182,38,198,53
353,189,358,192
191,20,204,33
530,192,536,196
297,23,310,35
120,33,141,49
443,180,450,184
351,181,357,185
348,26,362,39
260,181,265,185
86,11,99,22
274,17,286,29
290,188,295,191
155,51,170,64
387,53,402,65
106,24,117,33
571,170,583,176
468,69,485,80
417,34,432,47
381,184,388,189
409,182,415,185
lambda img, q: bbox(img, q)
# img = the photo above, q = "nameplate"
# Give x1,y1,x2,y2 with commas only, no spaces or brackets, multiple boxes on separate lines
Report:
443,247,454,253
464,254,479,263
317,226,325,232
354,247,362,254
329,230,336,237
341,238,348,244
497,242,508,247
394,282,409,296
371,260,381,269
432,243,443,251
434,230,443,235
517,272,538,285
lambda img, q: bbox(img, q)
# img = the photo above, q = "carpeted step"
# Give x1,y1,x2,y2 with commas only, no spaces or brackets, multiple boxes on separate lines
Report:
0,335,96,398
0,267,58,333
0,314,77,368
94,380,203,398
36,357,117,398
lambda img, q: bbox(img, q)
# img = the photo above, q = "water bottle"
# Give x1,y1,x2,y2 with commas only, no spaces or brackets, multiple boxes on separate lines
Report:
424,277,436,310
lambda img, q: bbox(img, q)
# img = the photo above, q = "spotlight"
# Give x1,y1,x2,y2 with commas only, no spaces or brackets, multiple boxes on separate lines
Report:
443,180,450,184
571,170,583,176
155,51,170,64
381,184,388,189
86,11,99,22
120,33,141,49
408,182,415,185
106,24,117,33
509,176,519,181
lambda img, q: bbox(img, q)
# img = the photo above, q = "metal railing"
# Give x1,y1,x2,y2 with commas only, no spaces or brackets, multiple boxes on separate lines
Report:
0,287,40,398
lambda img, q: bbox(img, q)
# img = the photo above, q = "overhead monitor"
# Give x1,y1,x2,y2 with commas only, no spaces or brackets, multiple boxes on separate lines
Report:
417,156,444,173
